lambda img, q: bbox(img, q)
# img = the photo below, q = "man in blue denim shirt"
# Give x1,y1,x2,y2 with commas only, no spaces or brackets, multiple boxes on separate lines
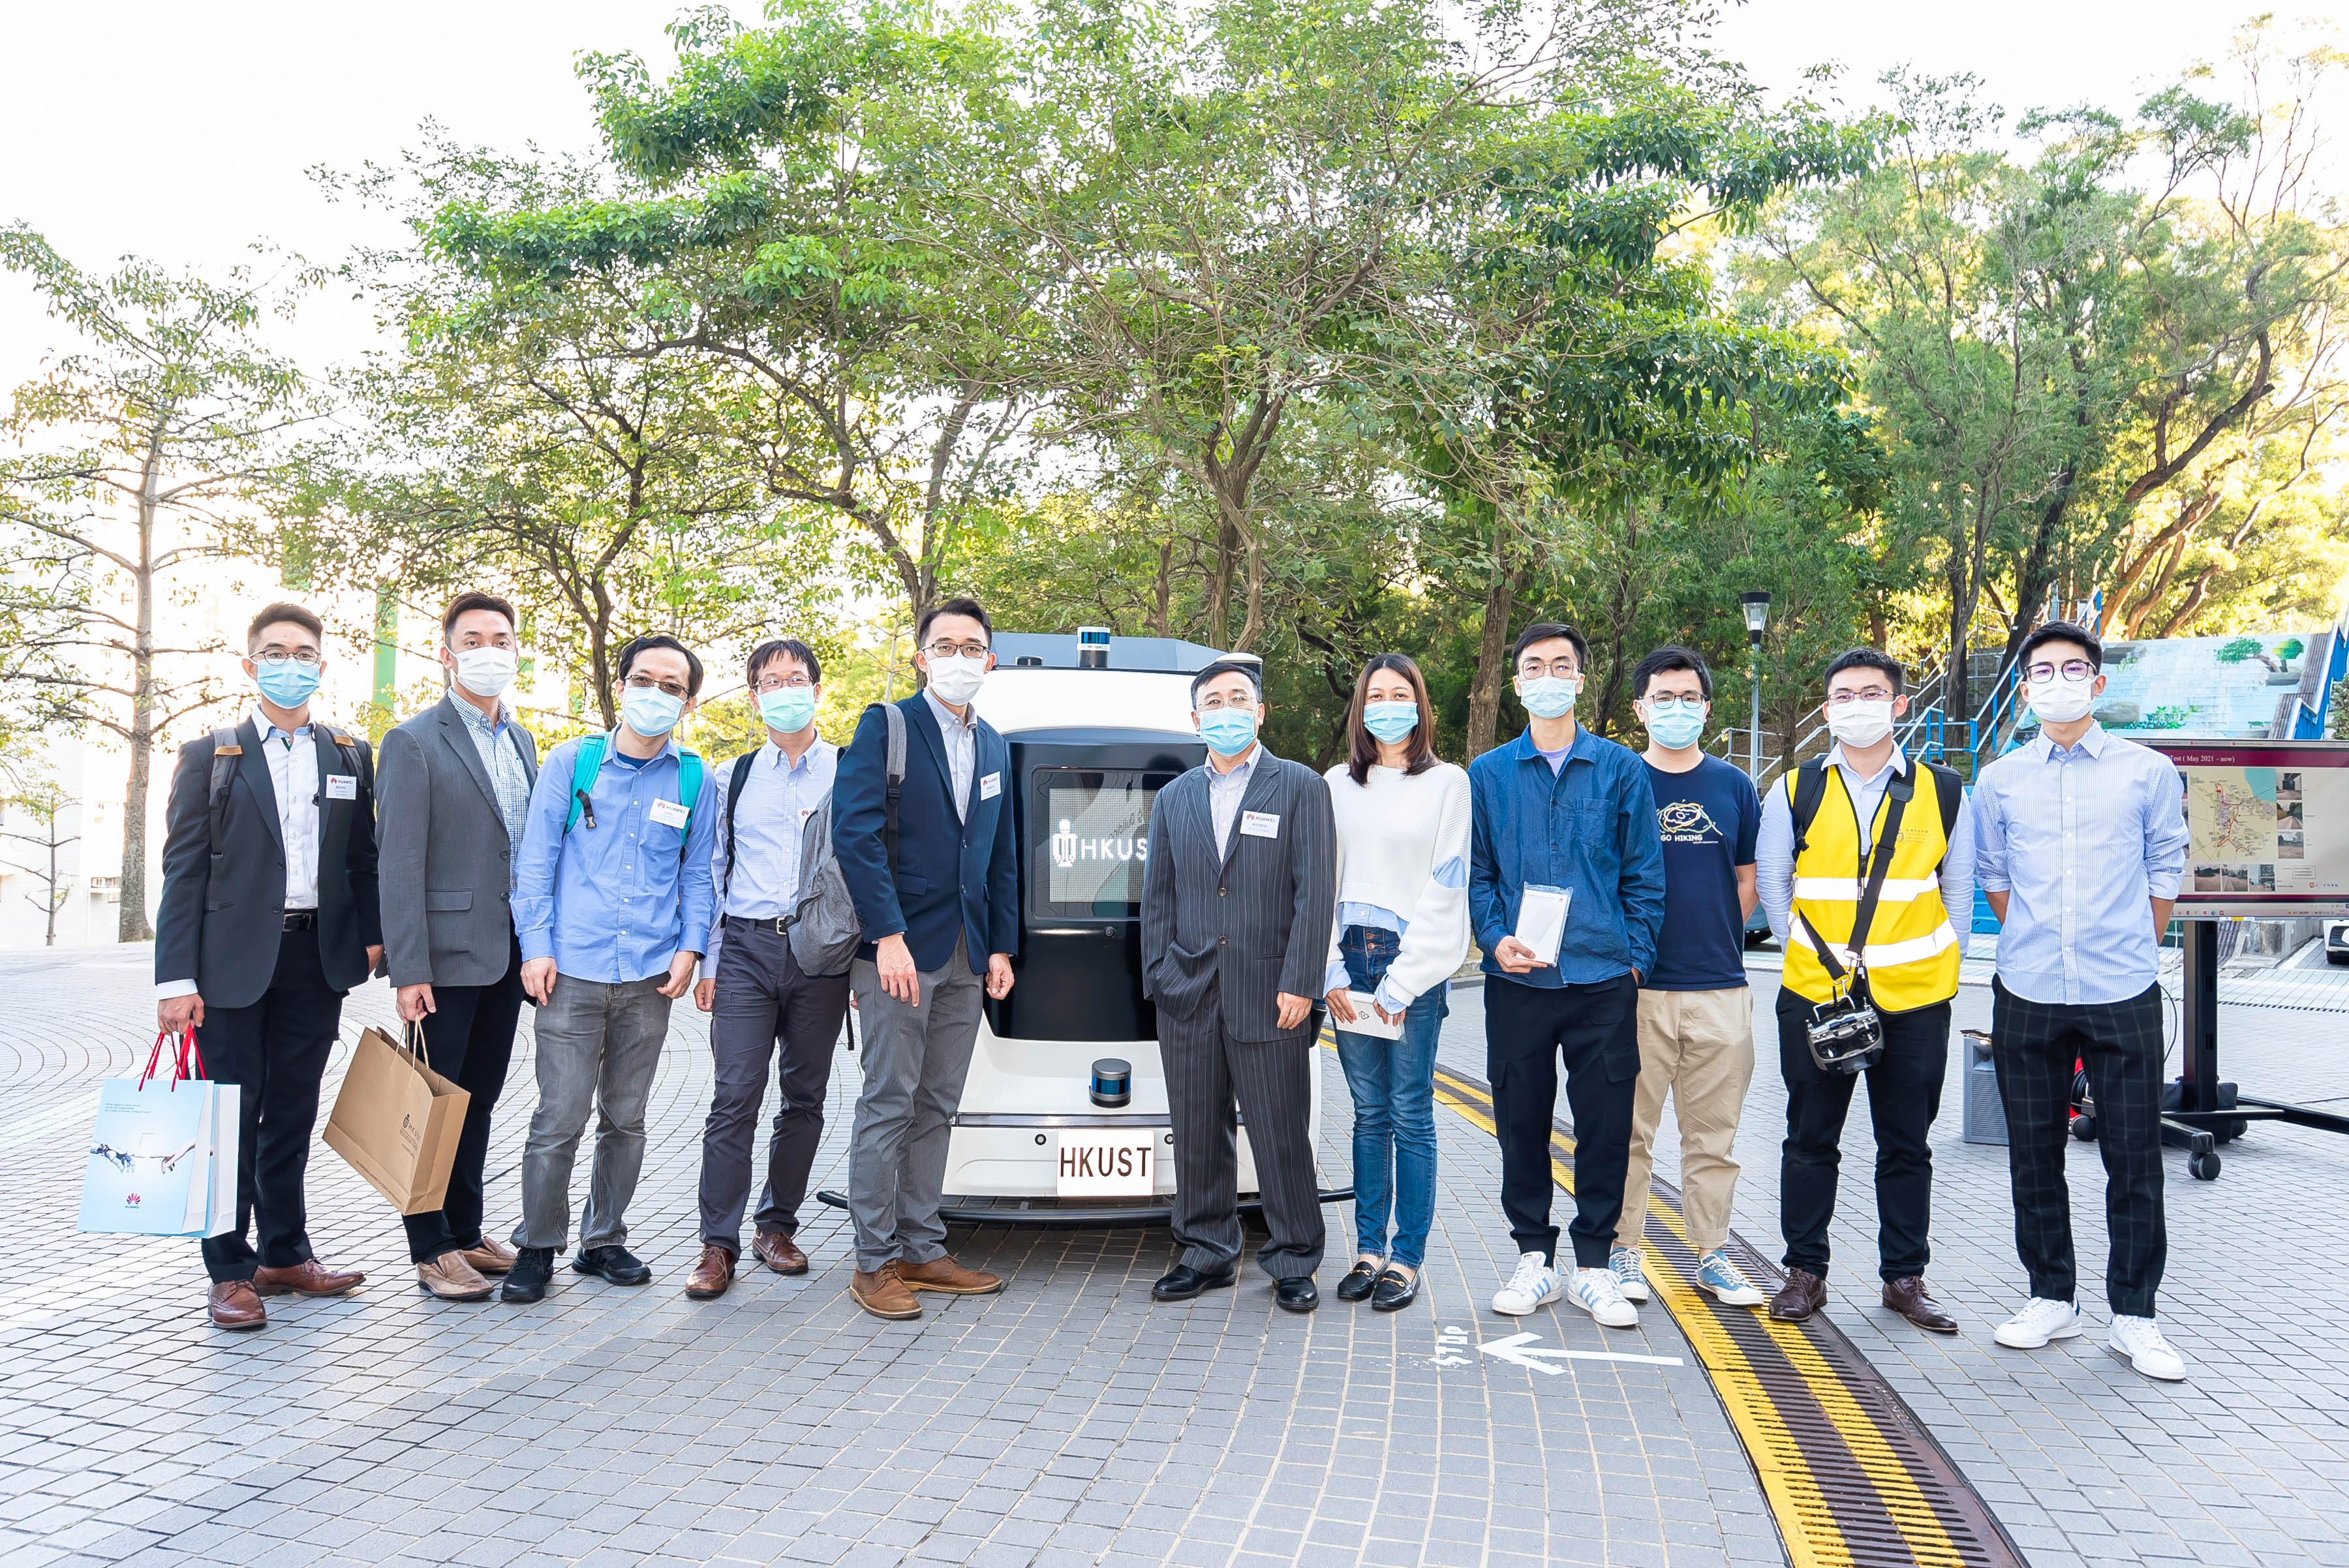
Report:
1469,621,1666,1328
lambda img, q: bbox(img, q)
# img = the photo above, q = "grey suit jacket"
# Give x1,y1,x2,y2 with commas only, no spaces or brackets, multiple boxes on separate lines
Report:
376,694,540,989
1140,745,1336,1043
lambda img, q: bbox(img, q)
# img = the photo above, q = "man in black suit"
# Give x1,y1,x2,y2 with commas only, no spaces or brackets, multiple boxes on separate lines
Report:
1140,658,1337,1312
376,591,540,1302
156,602,382,1330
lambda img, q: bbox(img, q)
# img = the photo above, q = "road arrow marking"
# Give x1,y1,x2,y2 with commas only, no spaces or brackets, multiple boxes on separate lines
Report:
1477,1332,1685,1374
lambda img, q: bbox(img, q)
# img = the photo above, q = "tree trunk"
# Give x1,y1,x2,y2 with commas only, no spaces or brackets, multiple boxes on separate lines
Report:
1466,547,1529,760
116,425,163,944
1150,541,1173,638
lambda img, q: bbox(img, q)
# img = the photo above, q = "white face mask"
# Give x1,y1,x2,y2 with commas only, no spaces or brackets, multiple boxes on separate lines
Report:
452,645,517,699
926,653,987,705
2028,675,2096,725
1825,698,1896,748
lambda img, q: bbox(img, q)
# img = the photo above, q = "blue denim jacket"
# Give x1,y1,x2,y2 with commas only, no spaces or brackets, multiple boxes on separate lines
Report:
1467,725,1666,988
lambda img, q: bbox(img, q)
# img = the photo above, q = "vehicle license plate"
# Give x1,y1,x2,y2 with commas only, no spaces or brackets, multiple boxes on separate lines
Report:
1055,1131,1158,1197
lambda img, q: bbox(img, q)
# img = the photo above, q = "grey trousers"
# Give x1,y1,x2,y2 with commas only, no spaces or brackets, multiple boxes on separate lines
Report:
512,974,673,1252
846,935,987,1273
699,921,851,1250
1162,991,1325,1280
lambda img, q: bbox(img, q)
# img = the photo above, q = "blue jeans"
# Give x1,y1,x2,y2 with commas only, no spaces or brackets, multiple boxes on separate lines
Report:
1332,925,1445,1268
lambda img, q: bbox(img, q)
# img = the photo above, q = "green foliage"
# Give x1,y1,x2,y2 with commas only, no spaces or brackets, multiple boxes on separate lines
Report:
2215,636,2265,664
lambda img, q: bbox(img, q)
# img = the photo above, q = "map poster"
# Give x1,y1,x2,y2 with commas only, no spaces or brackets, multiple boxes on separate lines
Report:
2147,740,2349,915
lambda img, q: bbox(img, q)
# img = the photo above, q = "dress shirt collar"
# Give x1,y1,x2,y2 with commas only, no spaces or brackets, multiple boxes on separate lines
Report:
253,706,313,745
2029,722,2108,762
923,688,977,735
1825,740,1909,782
1208,746,1259,782
763,733,827,774
1507,723,1595,767
607,731,683,767
448,691,513,734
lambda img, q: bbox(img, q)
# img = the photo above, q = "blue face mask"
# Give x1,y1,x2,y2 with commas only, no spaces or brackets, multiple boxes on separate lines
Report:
1362,700,1419,745
1518,675,1580,720
253,658,321,709
621,686,685,739
758,686,818,735
1642,698,1707,750
1197,707,1259,757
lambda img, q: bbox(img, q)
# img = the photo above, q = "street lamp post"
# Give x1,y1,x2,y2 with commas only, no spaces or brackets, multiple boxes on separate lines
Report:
1740,591,1772,780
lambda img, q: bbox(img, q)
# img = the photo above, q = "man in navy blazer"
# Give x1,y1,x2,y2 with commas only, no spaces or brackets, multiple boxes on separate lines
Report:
833,596,1020,1319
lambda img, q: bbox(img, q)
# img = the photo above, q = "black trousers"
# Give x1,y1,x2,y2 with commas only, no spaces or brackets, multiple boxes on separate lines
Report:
1991,979,2166,1317
402,932,528,1264
1777,987,1950,1283
198,926,347,1283
1486,972,1640,1270
698,921,851,1250
1162,988,1325,1280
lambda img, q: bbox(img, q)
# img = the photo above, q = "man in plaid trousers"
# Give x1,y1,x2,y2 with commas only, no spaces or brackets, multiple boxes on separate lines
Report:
1973,621,2191,1381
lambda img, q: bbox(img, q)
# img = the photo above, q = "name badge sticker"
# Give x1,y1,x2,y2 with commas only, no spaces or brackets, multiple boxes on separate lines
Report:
649,797,692,829
980,771,1002,799
324,775,358,801
1240,810,1280,839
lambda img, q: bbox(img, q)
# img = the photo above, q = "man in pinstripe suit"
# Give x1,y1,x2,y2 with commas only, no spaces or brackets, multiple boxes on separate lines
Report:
1140,659,1338,1312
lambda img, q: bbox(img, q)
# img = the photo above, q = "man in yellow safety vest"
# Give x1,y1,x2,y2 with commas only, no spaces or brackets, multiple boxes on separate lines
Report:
1755,649,1974,1333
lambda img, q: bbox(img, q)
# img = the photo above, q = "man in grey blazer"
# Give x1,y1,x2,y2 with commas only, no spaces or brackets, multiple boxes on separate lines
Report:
376,591,541,1302
1140,658,1337,1312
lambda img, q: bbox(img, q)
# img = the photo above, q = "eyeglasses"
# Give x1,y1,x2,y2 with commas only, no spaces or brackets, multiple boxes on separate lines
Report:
1195,693,1255,713
1516,659,1581,680
1825,686,1896,705
1642,696,1706,713
923,639,989,661
253,650,322,668
752,675,814,693
2025,660,2096,683
622,673,690,700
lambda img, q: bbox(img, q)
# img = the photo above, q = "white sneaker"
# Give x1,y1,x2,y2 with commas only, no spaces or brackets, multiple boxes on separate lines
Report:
1491,1252,1563,1315
1608,1246,1649,1303
1569,1267,1638,1328
1994,1297,2083,1349
2109,1315,2187,1381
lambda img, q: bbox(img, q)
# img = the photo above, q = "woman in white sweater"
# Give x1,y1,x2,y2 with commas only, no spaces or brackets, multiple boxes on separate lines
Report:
1322,654,1472,1312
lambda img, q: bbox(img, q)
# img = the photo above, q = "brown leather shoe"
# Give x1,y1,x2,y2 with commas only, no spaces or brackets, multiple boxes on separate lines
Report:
1882,1276,1959,1333
417,1253,495,1301
252,1259,364,1298
1769,1267,1828,1321
459,1235,515,1276
898,1255,1005,1295
207,1280,266,1330
752,1231,808,1276
685,1244,735,1300
850,1263,922,1319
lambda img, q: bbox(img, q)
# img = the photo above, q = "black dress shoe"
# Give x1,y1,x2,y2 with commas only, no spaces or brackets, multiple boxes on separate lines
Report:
574,1245,652,1285
1335,1261,1379,1303
1370,1267,1419,1313
1274,1276,1319,1313
501,1246,555,1304
1151,1264,1236,1301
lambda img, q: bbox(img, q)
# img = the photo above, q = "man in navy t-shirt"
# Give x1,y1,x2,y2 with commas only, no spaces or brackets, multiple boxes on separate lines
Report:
1610,645,1767,1309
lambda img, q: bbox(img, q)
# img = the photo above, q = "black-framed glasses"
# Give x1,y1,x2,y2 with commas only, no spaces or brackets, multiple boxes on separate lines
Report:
622,673,690,700
1825,686,1896,705
2025,660,2096,683
923,639,989,661
752,674,814,693
253,650,323,668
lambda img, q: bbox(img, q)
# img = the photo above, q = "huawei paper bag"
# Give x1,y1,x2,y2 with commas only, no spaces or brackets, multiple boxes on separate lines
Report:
80,1032,234,1237
323,1024,468,1215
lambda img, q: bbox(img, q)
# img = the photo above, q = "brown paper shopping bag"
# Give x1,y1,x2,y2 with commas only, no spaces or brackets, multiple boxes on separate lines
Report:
322,1023,469,1215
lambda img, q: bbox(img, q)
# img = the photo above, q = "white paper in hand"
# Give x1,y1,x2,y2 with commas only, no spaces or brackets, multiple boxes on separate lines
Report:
1338,992,1404,1040
1514,884,1573,966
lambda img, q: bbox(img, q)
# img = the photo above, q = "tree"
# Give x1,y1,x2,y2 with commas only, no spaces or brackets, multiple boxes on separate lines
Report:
2,778,79,947
0,228,320,940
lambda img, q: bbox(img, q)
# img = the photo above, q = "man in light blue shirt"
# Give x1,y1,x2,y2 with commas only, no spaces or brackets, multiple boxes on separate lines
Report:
684,638,848,1300
1973,621,2191,1381
502,634,718,1303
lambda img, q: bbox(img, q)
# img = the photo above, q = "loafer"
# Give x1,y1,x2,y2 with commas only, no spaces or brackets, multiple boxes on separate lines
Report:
1770,1267,1827,1322
501,1246,556,1304
1335,1260,1380,1303
207,1280,266,1330
850,1264,922,1320
1274,1276,1319,1314
752,1231,808,1276
573,1245,652,1285
1370,1267,1419,1313
252,1259,363,1297
1882,1276,1959,1334
684,1244,735,1300
459,1235,515,1276
416,1253,495,1301
897,1255,1004,1295
1150,1264,1236,1301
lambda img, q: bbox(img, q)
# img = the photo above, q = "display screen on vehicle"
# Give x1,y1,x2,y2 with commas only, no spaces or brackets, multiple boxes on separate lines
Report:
1027,769,1170,915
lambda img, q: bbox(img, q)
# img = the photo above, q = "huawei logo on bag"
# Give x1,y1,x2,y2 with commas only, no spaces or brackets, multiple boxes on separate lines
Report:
125,1193,142,1208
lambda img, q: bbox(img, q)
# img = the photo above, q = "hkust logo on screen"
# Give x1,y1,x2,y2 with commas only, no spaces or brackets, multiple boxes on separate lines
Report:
1051,820,1150,869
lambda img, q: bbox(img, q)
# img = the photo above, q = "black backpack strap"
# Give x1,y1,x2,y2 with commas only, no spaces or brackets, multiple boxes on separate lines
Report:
1923,761,1961,844
206,726,243,857
1789,758,1830,854
722,752,757,897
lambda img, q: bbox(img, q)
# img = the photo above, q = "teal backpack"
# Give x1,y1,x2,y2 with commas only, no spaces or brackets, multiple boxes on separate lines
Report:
562,734,703,844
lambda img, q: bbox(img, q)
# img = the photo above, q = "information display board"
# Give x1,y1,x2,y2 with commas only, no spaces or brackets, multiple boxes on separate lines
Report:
2145,739,2349,916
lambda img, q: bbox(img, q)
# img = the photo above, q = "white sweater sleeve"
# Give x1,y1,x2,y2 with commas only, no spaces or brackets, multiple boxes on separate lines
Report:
1324,771,1351,996
1379,766,1473,1009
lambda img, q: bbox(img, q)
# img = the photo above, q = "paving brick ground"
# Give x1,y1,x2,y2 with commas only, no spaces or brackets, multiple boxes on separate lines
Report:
5,943,2346,1568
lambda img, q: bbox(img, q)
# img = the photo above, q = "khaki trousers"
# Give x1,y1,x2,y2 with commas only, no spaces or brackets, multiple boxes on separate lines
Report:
1617,986,1754,1259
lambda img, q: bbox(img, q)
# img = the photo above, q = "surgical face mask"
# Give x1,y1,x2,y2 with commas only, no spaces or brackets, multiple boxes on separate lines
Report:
1518,675,1580,720
759,685,818,735
1642,698,1708,750
253,658,322,709
621,685,685,739
2028,675,2096,725
1197,707,1259,756
1362,700,1419,745
1825,698,1895,748
925,654,987,705
452,645,516,699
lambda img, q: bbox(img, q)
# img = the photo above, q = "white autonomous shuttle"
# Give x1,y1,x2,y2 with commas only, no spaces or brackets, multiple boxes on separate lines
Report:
823,627,1344,1225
